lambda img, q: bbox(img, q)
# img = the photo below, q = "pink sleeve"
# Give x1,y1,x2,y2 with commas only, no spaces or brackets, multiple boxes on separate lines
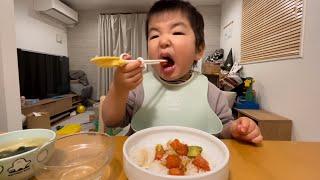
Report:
207,82,234,138
120,83,144,127
207,82,234,123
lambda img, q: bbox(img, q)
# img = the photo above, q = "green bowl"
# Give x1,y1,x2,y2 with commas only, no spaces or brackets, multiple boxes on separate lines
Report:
0,129,56,180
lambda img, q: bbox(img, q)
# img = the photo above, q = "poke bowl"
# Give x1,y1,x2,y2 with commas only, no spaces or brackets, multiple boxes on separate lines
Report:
123,126,229,180
0,129,56,180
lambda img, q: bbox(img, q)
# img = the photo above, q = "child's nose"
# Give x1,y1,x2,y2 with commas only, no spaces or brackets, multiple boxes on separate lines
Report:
159,35,171,49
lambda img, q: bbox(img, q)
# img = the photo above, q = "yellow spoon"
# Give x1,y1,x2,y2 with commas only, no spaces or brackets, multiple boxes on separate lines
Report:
90,56,167,68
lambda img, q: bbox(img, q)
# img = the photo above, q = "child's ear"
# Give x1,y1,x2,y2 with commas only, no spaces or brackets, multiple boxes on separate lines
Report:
195,45,205,61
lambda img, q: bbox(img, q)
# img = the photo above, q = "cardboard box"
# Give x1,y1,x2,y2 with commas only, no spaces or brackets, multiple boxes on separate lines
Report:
26,112,51,129
202,62,221,75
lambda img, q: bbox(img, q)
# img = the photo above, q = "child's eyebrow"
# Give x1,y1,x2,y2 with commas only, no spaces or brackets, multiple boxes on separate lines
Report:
171,22,187,29
148,21,187,34
148,27,159,33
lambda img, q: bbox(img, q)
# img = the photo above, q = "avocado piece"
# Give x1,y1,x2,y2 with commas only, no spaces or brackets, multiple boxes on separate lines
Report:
187,146,202,157
156,144,164,151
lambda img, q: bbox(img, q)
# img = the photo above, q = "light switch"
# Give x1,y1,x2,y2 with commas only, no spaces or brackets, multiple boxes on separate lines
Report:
56,34,62,44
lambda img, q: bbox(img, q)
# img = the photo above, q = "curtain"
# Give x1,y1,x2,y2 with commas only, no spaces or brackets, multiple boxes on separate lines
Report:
97,13,147,97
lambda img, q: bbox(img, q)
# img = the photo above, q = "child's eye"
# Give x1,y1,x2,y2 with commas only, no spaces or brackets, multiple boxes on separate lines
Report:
149,35,159,40
173,32,185,35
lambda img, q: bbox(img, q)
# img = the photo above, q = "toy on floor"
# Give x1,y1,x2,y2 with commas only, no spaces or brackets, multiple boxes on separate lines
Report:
76,104,86,113
92,119,122,135
56,124,81,135
106,127,123,136
235,77,260,109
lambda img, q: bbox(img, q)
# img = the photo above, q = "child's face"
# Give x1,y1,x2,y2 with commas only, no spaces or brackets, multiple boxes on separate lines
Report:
147,10,204,81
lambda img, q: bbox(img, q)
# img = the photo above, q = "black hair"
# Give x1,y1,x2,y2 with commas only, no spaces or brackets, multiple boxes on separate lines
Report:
145,0,205,53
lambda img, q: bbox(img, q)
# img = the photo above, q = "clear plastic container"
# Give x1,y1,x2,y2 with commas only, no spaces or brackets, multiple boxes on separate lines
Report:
34,132,114,180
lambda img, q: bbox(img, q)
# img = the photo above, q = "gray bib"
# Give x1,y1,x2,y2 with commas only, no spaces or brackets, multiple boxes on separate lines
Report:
131,72,222,134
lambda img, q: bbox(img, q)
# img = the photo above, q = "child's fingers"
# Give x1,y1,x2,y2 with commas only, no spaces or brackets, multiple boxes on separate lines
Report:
247,121,256,134
120,60,142,73
243,127,260,142
252,134,263,144
133,75,143,86
127,70,143,83
231,117,263,144
230,121,240,138
237,117,250,134
127,74,143,88
120,53,132,60
124,67,144,78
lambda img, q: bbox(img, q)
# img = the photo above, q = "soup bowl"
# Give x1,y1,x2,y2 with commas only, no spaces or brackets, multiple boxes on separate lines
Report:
123,126,229,180
0,129,56,180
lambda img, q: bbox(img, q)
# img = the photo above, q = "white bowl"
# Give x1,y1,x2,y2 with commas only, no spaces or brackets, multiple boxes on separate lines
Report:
0,129,56,180
123,126,229,180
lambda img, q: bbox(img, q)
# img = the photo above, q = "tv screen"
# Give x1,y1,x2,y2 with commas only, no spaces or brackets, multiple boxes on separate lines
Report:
17,49,70,99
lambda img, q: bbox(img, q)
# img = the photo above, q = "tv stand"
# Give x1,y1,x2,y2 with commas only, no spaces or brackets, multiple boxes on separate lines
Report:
21,94,82,124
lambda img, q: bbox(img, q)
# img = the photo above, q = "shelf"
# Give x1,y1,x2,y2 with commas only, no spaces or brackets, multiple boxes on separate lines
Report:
21,94,77,110
50,111,70,124
72,100,82,105
22,94,81,127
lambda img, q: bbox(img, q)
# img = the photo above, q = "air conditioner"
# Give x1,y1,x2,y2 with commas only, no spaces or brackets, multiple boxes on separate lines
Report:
34,0,78,25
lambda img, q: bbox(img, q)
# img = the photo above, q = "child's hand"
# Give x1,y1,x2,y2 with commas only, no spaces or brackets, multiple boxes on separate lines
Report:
230,117,263,144
113,53,144,92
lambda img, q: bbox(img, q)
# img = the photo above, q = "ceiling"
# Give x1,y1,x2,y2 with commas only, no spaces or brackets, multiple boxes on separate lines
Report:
61,0,221,11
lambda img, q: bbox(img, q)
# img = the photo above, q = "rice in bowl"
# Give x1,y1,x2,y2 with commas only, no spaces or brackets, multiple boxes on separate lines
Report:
123,126,229,180
129,139,211,176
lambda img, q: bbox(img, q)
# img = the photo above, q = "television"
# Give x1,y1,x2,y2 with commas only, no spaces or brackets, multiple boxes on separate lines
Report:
17,49,70,99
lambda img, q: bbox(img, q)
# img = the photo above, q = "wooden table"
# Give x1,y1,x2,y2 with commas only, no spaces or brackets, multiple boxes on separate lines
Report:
107,136,320,180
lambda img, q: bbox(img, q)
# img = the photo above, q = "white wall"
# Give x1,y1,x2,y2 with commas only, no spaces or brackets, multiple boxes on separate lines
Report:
198,5,221,56
220,0,242,63
0,0,70,131
220,0,320,141
196,5,221,72
0,0,23,131
14,0,68,56
67,10,100,100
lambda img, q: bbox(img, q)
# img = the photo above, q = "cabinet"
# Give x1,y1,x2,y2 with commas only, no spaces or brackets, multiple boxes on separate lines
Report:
234,108,292,140
202,61,221,87
204,73,220,87
21,94,81,124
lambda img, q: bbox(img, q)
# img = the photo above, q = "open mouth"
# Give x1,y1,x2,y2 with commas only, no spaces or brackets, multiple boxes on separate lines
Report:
160,56,175,68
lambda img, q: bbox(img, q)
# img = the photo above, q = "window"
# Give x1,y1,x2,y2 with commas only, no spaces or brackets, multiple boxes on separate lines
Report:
241,0,304,63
